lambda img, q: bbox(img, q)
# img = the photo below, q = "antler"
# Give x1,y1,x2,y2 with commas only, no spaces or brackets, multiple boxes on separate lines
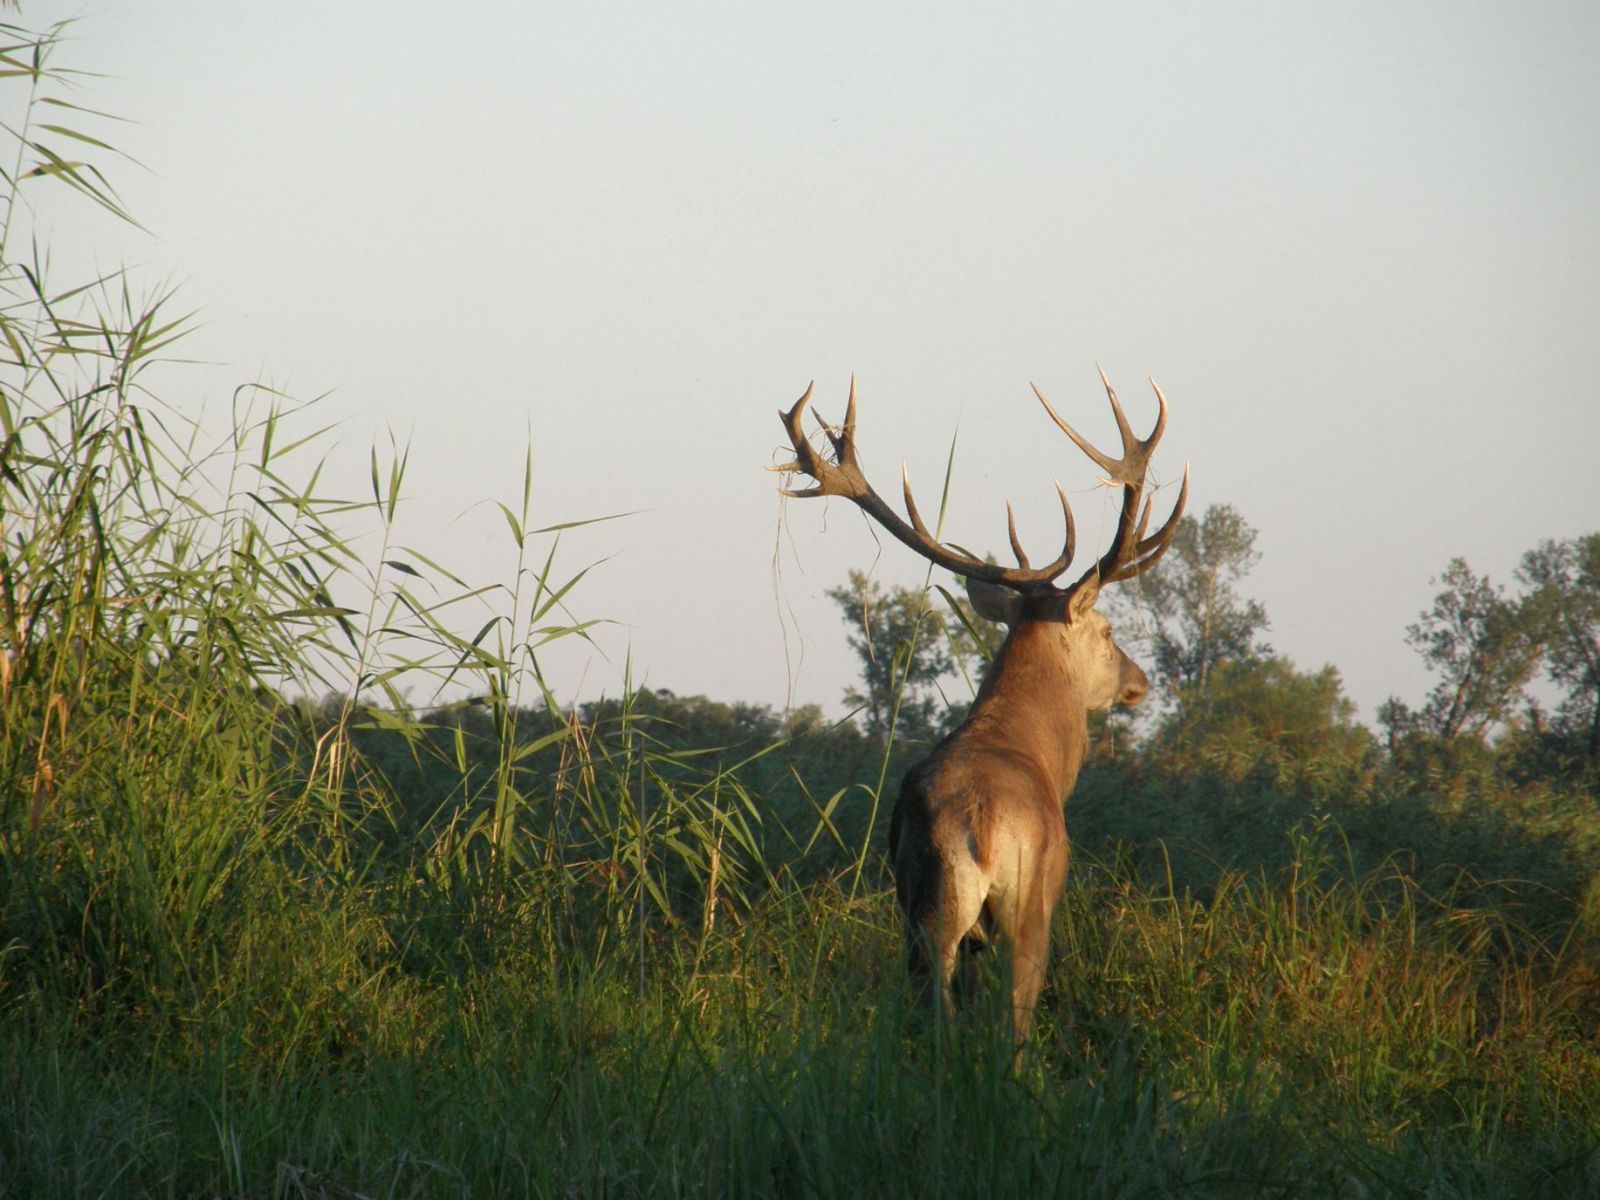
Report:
1032,366,1189,598
774,377,1078,592
774,372,1186,599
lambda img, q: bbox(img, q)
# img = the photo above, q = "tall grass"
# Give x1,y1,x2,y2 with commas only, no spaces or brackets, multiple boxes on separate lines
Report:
0,6,749,1061
1,13,1597,1198
3,848,1595,1197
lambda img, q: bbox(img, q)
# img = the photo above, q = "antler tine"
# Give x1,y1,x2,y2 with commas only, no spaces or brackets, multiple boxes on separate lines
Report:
1101,465,1189,585
1093,363,1139,457
1032,382,1122,477
773,382,822,497
778,380,814,447
1123,465,1189,578
1001,483,1077,584
826,373,861,466
901,464,936,542
1054,481,1077,572
1132,494,1154,549
1006,501,1030,570
1145,376,1170,448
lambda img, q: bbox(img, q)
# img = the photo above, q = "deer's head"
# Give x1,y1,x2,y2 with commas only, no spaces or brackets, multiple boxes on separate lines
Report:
966,577,1150,712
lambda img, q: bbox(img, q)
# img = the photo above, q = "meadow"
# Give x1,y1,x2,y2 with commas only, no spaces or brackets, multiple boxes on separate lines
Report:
3,15,1599,1199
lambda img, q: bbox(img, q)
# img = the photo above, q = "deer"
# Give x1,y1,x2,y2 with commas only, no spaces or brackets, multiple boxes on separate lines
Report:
774,369,1187,1043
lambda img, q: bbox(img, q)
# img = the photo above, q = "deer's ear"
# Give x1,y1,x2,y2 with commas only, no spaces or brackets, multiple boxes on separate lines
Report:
966,578,1024,626
1066,575,1101,623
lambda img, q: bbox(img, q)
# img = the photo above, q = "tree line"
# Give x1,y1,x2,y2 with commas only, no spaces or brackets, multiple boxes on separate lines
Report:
826,503,1599,791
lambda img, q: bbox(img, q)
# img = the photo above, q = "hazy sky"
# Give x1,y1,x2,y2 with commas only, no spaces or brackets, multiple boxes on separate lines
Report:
44,2,1600,723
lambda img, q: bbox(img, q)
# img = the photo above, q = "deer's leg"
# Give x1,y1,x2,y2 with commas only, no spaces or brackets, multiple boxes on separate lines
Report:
995,841,1068,1044
900,901,962,1017
924,858,986,1021
899,865,959,1017
1004,894,1050,1043
903,922,933,1005
893,799,940,1012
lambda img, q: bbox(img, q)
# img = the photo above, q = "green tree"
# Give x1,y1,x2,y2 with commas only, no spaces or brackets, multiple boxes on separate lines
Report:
1157,656,1372,787
1387,557,1543,745
1129,502,1271,713
1517,533,1600,766
827,571,988,744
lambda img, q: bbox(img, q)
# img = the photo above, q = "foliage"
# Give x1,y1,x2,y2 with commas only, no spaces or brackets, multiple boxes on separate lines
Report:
1123,502,1271,713
1518,533,1600,766
825,568,993,745
1154,655,1374,791
1387,556,1543,745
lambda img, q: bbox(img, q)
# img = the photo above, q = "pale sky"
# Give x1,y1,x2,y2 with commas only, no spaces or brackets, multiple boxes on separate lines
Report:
40,2,1600,724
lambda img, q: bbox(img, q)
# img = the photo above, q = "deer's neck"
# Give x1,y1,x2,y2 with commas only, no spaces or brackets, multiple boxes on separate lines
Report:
964,621,1090,800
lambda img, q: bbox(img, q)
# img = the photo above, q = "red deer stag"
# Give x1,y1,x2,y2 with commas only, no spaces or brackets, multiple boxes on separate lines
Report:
775,371,1186,1042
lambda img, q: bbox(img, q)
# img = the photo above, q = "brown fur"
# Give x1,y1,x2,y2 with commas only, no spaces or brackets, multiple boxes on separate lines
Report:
890,598,1149,1042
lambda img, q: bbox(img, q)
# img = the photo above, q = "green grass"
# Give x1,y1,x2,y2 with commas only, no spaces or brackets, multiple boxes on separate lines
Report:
3,858,1596,1198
